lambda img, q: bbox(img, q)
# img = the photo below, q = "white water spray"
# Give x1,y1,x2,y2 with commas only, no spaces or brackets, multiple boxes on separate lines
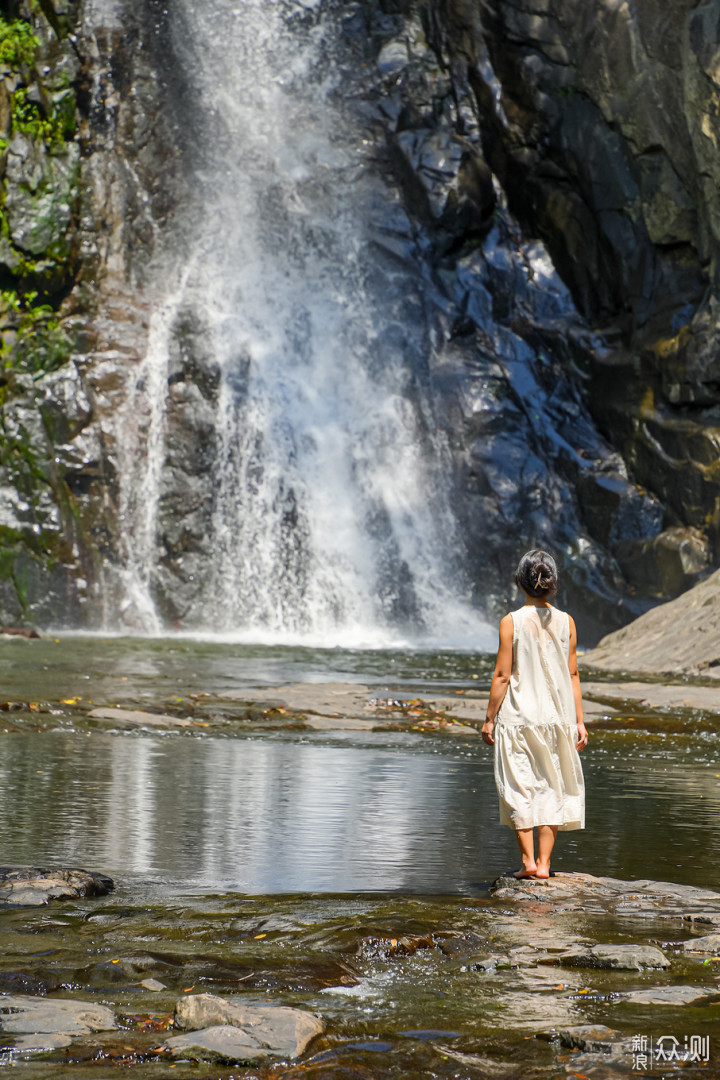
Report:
112,0,493,648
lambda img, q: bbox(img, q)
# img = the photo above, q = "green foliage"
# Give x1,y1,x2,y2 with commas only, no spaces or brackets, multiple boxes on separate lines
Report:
1,288,72,377
12,86,72,150
0,16,38,68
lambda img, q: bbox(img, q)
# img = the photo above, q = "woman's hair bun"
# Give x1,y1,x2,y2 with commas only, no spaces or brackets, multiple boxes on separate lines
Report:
514,549,558,598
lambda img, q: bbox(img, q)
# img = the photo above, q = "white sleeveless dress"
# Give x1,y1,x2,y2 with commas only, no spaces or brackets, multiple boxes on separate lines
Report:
494,605,585,831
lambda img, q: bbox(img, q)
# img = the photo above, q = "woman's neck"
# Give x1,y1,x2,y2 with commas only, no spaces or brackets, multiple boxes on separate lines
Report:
524,594,552,608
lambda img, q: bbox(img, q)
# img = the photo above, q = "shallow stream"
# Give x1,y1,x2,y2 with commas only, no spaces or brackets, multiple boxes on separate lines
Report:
1,637,719,1077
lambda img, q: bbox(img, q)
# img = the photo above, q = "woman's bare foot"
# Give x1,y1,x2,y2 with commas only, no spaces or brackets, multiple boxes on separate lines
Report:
513,864,537,878
534,862,551,879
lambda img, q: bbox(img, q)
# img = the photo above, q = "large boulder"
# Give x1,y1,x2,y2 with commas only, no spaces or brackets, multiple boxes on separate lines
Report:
583,567,720,677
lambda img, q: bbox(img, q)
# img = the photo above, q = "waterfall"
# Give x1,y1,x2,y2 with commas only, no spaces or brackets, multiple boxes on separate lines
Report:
109,0,493,649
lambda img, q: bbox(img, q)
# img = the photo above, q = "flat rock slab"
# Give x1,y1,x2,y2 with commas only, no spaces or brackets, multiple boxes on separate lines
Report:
583,681,720,714
221,683,374,717
2,1032,73,1053
616,985,720,1006
0,866,113,907
582,567,720,678
301,715,376,731
224,683,608,727
166,1024,275,1064
0,995,117,1035
542,943,669,970
490,871,720,922
675,932,720,953
172,993,323,1060
88,707,193,728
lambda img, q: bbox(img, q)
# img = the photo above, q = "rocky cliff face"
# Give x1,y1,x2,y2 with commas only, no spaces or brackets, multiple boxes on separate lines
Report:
0,0,717,640
427,0,720,602
0,0,191,624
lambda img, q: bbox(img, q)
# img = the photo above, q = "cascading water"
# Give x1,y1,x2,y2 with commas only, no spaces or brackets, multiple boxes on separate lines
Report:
109,0,493,648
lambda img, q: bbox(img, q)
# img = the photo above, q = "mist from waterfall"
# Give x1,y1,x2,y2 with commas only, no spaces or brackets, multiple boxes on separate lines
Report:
111,0,493,649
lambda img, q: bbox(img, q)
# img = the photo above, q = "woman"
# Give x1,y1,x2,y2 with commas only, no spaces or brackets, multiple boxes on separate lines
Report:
481,550,588,878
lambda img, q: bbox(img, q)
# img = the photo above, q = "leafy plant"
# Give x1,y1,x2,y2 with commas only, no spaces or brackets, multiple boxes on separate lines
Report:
0,16,38,68
1,289,72,377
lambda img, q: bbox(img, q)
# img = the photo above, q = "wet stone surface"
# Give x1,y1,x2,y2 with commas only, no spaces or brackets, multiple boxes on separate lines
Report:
0,867,114,907
0,875,718,1077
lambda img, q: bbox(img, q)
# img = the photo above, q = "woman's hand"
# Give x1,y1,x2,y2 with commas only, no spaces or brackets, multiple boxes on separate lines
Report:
481,718,495,746
576,720,588,751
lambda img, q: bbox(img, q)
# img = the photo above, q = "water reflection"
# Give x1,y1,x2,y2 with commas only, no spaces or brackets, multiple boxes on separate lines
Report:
1,731,719,894
0,734,494,893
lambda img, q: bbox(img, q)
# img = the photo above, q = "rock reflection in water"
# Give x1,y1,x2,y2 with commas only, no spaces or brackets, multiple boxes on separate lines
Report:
0,734,493,893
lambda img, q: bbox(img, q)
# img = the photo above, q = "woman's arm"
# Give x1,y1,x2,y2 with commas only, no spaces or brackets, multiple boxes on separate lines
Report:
568,615,588,751
481,614,513,746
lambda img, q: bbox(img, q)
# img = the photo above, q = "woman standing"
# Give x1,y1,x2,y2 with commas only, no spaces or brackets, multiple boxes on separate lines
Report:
481,550,588,878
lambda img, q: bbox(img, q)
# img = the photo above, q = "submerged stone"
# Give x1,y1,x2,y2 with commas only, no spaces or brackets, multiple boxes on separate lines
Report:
543,943,670,971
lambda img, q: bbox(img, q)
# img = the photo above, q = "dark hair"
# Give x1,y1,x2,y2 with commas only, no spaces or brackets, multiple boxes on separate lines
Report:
515,549,558,598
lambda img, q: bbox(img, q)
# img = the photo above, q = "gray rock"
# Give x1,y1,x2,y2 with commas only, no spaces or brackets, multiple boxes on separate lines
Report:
173,993,323,1059
676,933,720,954
0,995,117,1035
543,943,670,970
4,1032,73,1054
617,985,720,1006
165,1024,275,1064
584,566,720,679
87,707,193,729
140,978,167,991
0,866,114,906
377,42,409,77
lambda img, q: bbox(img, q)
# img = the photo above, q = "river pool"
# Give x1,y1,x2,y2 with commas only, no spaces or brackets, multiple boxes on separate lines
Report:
0,636,719,1078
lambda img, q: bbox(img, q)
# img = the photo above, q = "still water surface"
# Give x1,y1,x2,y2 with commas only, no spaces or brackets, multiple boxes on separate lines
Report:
1,727,718,894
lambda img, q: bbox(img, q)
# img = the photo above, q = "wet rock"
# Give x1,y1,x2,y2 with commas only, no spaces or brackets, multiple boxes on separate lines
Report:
537,1024,621,1054
172,993,323,1059
165,1024,278,1064
0,995,117,1035
4,1032,73,1053
140,978,167,991
437,932,487,959
0,866,114,906
489,871,720,923
542,944,670,971
616,985,720,1006
675,933,720,955
87,707,193,729
582,681,720,715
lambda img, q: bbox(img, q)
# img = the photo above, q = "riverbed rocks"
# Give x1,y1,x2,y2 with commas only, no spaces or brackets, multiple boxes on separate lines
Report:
542,943,670,971
0,866,114,906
